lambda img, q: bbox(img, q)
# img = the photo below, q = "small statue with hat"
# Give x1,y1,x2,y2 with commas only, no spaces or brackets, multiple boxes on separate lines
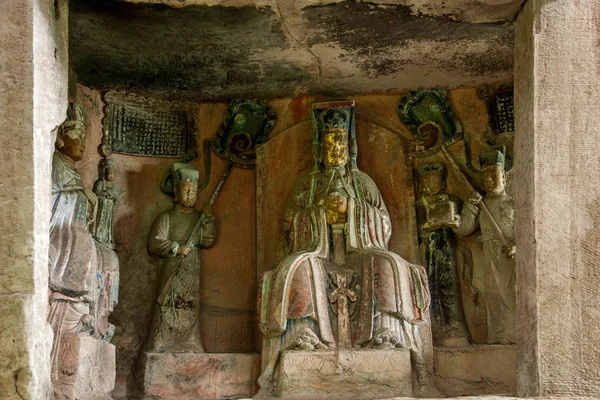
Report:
146,162,217,353
93,158,119,247
454,145,516,345
416,162,470,347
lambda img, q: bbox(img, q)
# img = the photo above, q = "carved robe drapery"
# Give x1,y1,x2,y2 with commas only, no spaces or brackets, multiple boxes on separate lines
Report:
260,168,430,357
48,151,119,391
147,208,216,352
456,195,516,344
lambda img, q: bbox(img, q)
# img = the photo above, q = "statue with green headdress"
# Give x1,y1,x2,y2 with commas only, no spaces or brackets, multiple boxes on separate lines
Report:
146,163,217,353
454,146,516,345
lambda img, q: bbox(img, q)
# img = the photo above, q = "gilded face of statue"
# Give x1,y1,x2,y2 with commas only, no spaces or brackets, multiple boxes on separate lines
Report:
105,167,116,182
321,129,348,167
176,180,198,208
482,165,505,196
60,129,85,161
421,170,444,196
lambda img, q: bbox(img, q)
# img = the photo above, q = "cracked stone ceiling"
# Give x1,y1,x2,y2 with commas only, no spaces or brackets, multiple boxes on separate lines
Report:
69,0,524,101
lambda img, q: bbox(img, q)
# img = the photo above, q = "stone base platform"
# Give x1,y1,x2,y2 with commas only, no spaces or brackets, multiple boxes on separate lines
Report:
277,349,413,399
53,334,116,400
433,344,516,396
139,352,260,399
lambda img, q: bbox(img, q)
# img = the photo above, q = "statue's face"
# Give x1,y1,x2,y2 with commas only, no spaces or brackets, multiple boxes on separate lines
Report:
105,167,116,182
60,129,85,161
321,131,348,167
175,180,197,208
421,170,444,196
482,165,505,195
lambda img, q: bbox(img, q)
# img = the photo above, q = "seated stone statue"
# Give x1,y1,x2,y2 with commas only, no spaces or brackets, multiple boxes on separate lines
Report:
259,120,431,389
146,163,216,353
48,118,119,398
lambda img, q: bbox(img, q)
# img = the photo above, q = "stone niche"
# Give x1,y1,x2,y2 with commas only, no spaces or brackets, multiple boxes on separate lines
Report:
74,85,516,399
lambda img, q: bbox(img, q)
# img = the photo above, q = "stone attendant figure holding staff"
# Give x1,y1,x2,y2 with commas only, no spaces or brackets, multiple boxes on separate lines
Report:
455,146,516,344
146,163,216,353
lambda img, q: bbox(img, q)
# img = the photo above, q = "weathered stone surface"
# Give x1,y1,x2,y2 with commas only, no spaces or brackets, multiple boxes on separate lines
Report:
139,352,260,399
514,0,600,397
434,345,516,396
277,349,412,399
0,0,68,398
118,0,526,24
69,0,513,101
53,335,116,400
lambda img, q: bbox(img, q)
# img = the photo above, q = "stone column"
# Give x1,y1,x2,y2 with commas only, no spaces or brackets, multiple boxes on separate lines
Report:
0,0,68,398
515,0,600,397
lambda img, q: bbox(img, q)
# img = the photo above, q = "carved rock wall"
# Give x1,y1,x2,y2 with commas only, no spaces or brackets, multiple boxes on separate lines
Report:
76,86,502,397
515,0,600,396
0,0,69,398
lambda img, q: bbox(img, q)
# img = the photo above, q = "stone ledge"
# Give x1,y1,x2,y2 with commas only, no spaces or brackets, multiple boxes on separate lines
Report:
433,344,516,396
139,352,260,400
277,349,413,399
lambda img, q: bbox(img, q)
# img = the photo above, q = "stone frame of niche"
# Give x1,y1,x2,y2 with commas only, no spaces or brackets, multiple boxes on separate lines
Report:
101,90,199,158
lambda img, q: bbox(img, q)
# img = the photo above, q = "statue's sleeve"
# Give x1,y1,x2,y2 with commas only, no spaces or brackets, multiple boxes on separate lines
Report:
455,201,479,237
199,214,217,249
283,175,317,253
353,172,392,249
148,213,178,258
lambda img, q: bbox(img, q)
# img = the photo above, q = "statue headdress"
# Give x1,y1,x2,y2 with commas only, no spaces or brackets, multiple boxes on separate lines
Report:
311,101,357,171
479,145,506,169
160,162,200,197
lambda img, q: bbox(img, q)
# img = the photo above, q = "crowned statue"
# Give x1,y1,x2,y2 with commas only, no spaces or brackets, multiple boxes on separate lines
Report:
258,104,431,391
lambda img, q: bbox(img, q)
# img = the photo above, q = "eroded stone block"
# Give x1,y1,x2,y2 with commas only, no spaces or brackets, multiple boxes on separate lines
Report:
277,349,413,399
140,352,260,399
433,344,516,396
53,334,115,400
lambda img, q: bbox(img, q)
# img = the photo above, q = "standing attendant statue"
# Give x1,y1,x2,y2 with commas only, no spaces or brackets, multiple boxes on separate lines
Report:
455,146,516,344
93,158,118,247
146,163,216,353
416,162,470,347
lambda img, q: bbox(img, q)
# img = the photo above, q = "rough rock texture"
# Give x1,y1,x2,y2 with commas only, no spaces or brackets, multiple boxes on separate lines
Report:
139,352,259,399
434,345,517,396
277,350,413,399
54,335,116,400
69,0,515,102
119,0,526,23
0,0,68,398
514,0,600,397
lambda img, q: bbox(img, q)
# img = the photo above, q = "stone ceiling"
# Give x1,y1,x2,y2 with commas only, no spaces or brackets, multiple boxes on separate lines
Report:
69,0,524,101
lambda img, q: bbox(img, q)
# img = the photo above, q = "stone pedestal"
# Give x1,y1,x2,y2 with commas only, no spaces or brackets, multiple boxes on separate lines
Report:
139,352,260,399
433,345,516,396
277,349,413,399
53,334,116,400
